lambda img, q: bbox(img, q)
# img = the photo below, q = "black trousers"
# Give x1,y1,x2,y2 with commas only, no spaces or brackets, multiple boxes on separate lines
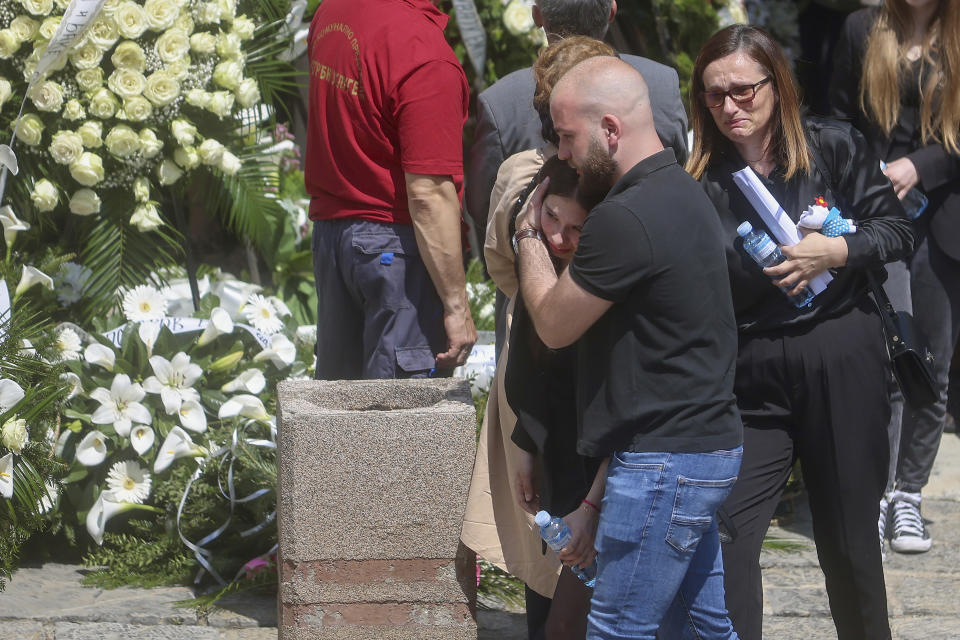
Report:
721,301,892,640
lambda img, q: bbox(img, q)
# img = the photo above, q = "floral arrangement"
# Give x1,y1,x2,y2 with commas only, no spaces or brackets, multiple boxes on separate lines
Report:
47,279,313,586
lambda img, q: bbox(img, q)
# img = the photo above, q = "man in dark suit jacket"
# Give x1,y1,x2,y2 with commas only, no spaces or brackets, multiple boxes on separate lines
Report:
466,0,689,232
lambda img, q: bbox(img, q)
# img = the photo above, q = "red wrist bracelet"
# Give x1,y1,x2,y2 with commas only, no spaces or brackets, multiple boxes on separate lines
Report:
582,498,600,514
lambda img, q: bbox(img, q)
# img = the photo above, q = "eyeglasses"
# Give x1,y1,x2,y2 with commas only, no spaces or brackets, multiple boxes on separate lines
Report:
702,77,772,109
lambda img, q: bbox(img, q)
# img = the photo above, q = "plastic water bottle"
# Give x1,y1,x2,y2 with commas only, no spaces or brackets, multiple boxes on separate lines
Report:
881,161,928,219
535,510,597,587
737,221,814,308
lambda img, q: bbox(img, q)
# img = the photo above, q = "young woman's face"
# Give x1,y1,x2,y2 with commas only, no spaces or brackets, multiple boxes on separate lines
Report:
541,193,588,260
701,52,777,150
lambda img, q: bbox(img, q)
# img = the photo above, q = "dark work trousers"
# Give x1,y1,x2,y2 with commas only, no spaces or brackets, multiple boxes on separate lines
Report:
897,224,960,492
721,300,892,640
311,219,446,380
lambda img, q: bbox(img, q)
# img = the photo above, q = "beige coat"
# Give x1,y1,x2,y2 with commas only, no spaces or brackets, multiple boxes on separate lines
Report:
460,146,561,598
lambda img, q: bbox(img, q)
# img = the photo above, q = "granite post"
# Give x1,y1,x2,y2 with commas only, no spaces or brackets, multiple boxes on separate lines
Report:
276,379,478,640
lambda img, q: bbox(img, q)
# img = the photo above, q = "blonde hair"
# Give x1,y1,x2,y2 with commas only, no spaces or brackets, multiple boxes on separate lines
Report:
686,25,810,180
861,0,960,154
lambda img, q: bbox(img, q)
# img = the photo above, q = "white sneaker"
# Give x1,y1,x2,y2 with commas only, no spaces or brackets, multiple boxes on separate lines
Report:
889,491,932,553
879,493,891,561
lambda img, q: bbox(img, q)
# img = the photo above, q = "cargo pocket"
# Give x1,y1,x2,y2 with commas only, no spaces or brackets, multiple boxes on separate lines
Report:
395,346,436,379
352,231,420,310
665,475,737,553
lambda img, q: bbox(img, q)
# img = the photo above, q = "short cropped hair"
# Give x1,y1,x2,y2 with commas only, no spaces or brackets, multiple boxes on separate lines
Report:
536,0,613,40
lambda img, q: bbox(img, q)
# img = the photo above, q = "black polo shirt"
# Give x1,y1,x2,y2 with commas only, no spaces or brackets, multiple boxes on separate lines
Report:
568,149,743,456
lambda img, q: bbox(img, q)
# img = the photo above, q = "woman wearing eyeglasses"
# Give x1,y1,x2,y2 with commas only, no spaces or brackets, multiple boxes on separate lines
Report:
687,25,914,640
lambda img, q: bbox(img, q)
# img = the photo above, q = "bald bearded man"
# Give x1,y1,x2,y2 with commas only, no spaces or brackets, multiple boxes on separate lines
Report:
513,57,744,639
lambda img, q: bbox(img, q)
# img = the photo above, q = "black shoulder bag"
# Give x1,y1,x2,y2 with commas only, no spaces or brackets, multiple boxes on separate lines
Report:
806,136,937,408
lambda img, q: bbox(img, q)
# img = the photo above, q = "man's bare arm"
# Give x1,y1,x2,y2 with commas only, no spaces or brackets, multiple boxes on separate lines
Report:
405,172,477,368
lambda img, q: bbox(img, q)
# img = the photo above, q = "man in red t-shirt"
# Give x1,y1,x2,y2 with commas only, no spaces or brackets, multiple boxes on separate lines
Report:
305,0,476,379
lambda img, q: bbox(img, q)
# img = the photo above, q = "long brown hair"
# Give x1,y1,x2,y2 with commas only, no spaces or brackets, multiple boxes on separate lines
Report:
686,25,810,180
860,0,960,154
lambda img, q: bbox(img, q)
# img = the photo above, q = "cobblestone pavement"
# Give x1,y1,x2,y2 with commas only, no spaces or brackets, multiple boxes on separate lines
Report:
2,436,958,639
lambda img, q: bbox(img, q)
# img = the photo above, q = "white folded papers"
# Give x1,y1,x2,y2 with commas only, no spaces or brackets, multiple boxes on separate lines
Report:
732,166,833,295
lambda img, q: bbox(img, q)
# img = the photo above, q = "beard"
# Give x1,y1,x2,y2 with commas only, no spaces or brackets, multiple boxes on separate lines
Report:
577,137,618,207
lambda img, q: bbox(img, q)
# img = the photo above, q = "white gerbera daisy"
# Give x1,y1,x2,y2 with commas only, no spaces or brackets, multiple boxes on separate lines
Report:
54,262,92,305
54,327,82,361
122,285,168,322
105,460,151,504
242,293,283,335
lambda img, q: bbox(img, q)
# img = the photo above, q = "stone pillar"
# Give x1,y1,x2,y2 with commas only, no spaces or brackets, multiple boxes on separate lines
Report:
276,379,478,640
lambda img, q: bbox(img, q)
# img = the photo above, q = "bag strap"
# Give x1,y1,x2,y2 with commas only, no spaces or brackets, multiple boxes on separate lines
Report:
507,172,543,242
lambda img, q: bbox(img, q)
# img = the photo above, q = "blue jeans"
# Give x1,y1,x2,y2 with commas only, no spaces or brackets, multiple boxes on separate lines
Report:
587,447,743,640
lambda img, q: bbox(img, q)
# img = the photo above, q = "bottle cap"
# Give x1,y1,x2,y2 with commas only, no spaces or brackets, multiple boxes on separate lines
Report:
736,221,753,237
534,511,551,527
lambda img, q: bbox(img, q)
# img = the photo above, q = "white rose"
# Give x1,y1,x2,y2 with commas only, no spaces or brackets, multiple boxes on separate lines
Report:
75,68,104,92
9,16,39,42
189,32,216,53
207,90,234,117
157,157,183,185
144,0,179,30
49,130,84,164
219,150,241,175
15,114,44,146
155,28,190,63
173,12,194,34
69,41,104,70
105,124,140,157
197,2,221,24
108,68,147,100
87,16,120,49
88,88,120,119
130,203,163,231
234,77,259,108
139,128,163,158
62,99,85,121
170,118,197,145
38,16,61,40
164,58,189,80
212,60,242,90
31,179,59,212
122,96,153,121
143,70,180,106
0,31,19,60
216,31,241,58
69,189,101,215
502,0,535,36
198,138,223,165
219,0,236,21
21,0,54,17
174,145,199,169
133,176,150,202
69,152,105,187
0,78,13,110
1,417,28,453
116,1,148,39
30,81,63,113
231,15,255,40
101,0,122,16
111,40,146,71
78,121,103,148
185,88,210,108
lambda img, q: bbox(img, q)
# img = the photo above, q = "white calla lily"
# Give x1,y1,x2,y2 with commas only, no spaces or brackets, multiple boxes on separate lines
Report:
76,430,110,466
15,265,54,297
221,368,265,394
138,321,161,355
178,399,208,433
218,394,270,420
85,489,161,545
84,343,116,371
0,378,25,413
90,374,151,437
253,334,296,369
0,453,12,499
0,205,30,248
153,426,207,473
59,372,83,399
130,425,155,455
142,352,202,414
196,306,233,346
